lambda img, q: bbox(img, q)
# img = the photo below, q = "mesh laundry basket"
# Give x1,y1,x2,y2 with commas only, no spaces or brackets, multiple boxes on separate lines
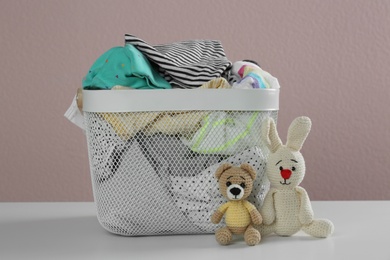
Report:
82,88,279,236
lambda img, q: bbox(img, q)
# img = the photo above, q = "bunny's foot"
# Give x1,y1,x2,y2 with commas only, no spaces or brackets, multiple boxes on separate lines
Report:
302,218,334,238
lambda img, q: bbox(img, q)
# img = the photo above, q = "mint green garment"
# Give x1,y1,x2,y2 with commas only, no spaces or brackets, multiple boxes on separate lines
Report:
82,44,171,89
181,111,262,155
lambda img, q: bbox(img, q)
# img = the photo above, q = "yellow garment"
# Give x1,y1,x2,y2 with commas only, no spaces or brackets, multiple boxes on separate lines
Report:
101,112,159,140
100,78,231,141
144,112,208,136
111,85,134,90
218,200,255,228
200,77,231,89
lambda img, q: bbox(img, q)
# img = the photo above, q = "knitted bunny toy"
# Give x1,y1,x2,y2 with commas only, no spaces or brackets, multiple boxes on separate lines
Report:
258,116,334,238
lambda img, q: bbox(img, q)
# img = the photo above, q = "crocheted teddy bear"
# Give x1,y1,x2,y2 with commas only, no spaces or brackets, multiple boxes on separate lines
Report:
211,163,262,246
258,116,334,238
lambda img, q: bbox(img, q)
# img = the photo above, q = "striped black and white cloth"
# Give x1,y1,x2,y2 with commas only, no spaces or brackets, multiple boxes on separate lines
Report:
124,34,232,89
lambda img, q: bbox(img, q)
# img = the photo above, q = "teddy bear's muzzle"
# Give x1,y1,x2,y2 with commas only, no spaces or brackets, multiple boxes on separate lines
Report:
227,185,244,200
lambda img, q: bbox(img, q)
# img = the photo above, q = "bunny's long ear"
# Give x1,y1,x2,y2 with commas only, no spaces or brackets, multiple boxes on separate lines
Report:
286,116,312,151
262,117,282,153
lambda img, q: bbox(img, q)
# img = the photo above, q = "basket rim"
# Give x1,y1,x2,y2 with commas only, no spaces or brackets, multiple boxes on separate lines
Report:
82,88,279,112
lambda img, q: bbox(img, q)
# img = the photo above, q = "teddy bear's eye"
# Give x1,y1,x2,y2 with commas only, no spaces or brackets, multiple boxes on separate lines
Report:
292,166,296,171
226,181,232,187
240,183,246,189
279,166,283,171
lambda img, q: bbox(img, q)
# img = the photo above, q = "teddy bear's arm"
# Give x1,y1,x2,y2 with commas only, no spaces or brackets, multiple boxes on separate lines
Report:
244,201,263,225
296,186,314,225
260,188,277,225
250,209,263,225
211,202,230,224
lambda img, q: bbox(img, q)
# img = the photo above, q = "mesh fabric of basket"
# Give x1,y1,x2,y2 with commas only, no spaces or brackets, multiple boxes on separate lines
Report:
83,89,279,236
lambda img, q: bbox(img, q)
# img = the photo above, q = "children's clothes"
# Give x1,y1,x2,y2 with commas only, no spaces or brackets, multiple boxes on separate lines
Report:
181,111,264,155
96,139,196,236
232,77,257,90
82,44,171,90
84,111,128,182
90,131,227,235
101,112,160,140
101,110,208,141
144,112,208,136
234,64,270,89
85,108,272,234
70,35,281,236
199,77,231,89
124,34,232,89
64,95,85,130
136,133,225,178
98,78,232,140
228,61,280,89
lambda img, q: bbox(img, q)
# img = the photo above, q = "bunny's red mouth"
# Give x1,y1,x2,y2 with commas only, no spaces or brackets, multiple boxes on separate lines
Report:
280,179,291,185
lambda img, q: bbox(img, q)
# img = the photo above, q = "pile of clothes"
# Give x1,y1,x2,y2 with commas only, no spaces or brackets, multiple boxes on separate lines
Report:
65,35,280,235
81,34,279,90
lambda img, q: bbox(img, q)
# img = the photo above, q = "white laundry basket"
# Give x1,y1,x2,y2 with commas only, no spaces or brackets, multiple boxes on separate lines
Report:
82,88,279,236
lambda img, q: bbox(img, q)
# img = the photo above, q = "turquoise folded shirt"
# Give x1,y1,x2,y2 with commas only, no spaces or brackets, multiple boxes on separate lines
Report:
83,44,171,90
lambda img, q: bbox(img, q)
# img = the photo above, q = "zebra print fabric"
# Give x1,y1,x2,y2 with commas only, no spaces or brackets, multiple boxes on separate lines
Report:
124,34,232,89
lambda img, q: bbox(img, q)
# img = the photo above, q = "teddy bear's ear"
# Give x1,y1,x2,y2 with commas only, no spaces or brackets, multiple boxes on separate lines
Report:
262,117,282,153
286,116,312,151
240,163,256,180
215,163,233,180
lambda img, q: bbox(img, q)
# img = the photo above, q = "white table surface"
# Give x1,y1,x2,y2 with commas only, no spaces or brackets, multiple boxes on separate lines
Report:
0,201,389,260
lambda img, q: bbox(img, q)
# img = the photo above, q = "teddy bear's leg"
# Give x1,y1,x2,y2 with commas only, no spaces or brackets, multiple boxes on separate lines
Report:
302,219,334,238
244,225,261,246
215,227,233,245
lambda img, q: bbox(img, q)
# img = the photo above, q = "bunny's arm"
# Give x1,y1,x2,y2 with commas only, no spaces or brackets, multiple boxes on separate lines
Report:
296,186,314,225
211,202,230,224
260,188,277,225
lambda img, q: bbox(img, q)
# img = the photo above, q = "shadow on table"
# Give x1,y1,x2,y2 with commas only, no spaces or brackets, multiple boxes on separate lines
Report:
0,216,219,259
0,217,339,259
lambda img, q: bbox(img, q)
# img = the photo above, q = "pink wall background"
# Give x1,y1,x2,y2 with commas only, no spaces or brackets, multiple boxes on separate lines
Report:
1,0,389,202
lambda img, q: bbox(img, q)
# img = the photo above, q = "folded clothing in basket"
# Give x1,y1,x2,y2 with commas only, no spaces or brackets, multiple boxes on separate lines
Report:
99,78,231,140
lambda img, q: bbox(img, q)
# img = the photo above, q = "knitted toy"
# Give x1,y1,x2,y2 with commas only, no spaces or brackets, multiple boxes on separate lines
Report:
258,116,334,238
211,163,262,246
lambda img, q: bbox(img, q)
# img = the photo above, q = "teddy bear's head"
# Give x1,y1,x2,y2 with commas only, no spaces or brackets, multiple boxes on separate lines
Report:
215,163,257,201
